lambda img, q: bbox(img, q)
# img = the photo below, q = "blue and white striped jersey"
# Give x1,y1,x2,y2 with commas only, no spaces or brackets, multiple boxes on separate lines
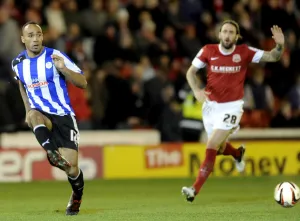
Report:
11,47,83,116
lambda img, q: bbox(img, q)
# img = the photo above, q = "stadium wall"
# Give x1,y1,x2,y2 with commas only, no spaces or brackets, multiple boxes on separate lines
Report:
0,130,299,182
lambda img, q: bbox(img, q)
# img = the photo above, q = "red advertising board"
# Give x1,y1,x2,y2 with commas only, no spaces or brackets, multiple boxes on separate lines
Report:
0,146,103,182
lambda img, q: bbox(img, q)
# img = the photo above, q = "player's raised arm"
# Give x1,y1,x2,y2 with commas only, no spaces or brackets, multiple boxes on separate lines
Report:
260,25,285,62
51,54,87,89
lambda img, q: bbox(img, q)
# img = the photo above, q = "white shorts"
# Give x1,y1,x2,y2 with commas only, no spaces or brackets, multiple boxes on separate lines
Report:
202,99,244,139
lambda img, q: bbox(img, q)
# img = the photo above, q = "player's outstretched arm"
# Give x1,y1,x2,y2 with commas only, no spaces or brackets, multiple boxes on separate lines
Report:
51,54,87,89
260,25,284,62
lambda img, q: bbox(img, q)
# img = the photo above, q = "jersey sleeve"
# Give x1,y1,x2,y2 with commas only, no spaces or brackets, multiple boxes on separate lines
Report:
247,46,264,63
11,59,20,80
192,46,209,69
53,50,83,74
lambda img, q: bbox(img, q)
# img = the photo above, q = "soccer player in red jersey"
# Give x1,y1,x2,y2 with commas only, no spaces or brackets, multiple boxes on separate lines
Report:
182,20,285,202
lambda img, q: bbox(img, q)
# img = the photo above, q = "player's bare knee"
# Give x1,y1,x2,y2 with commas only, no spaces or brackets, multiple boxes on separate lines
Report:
28,111,45,127
67,165,79,177
64,157,79,176
207,140,221,150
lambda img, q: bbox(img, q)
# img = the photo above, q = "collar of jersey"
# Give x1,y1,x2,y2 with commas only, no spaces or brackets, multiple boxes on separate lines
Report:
25,46,46,60
218,44,236,56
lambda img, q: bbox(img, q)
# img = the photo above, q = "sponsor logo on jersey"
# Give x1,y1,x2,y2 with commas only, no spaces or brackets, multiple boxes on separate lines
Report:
27,78,49,89
211,65,241,73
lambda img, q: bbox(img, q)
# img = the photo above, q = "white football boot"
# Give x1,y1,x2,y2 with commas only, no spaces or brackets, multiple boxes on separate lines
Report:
181,186,196,202
235,145,246,172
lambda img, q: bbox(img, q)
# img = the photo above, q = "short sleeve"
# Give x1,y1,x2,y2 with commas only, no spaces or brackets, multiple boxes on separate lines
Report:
53,50,83,74
11,60,20,80
247,46,264,63
192,46,208,69
11,60,15,72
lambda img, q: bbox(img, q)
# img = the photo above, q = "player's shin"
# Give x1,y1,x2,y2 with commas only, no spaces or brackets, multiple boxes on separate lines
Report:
33,125,57,151
68,169,84,196
193,148,217,194
222,142,241,159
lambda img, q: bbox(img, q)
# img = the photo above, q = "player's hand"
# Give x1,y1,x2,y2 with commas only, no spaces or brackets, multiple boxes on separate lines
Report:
193,88,210,103
271,25,284,46
51,54,66,71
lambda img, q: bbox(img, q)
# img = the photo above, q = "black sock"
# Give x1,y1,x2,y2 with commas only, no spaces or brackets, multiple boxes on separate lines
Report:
68,169,84,196
33,125,57,152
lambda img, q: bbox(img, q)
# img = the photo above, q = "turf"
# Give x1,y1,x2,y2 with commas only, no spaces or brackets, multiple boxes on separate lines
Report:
0,176,300,221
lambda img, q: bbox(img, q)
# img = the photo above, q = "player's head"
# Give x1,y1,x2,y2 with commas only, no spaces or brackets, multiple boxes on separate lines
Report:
21,21,43,54
219,20,242,49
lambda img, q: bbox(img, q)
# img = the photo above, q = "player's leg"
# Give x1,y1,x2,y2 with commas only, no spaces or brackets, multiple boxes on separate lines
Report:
182,129,231,202
182,101,245,202
59,148,84,216
218,140,246,172
26,110,71,170
27,109,54,151
194,129,231,187
202,102,243,160
193,100,217,195
216,101,246,172
52,114,83,215
218,140,242,159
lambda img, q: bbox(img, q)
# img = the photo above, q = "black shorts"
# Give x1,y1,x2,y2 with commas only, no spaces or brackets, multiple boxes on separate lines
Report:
36,110,80,151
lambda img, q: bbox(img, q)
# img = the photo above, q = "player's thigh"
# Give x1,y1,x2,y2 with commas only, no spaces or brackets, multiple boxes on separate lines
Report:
207,129,232,150
27,109,52,130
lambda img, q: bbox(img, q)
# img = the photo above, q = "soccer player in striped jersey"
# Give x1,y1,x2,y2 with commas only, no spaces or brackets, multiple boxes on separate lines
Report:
11,21,87,215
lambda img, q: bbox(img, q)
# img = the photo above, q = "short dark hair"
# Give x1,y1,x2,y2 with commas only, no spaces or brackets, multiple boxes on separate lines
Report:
220,19,242,39
22,21,40,32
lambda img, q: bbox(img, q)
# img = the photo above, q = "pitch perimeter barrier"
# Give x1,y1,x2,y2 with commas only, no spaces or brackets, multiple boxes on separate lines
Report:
0,146,103,182
0,130,161,148
103,141,300,179
0,141,299,182
0,129,299,148
0,130,299,182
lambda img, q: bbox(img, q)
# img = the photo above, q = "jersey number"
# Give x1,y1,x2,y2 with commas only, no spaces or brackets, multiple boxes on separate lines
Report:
223,114,237,124
70,129,79,146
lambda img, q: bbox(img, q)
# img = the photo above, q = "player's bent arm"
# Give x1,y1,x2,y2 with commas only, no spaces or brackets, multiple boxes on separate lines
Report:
18,81,31,113
60,67,87,89
260,44,284,62
186,65,201,92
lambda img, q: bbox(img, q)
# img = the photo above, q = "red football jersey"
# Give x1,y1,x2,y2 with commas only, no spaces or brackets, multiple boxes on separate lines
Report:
192,44,264,103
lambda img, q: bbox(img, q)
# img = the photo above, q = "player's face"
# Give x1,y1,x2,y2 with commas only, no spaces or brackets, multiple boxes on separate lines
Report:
21,24,43,54
219,23,238,50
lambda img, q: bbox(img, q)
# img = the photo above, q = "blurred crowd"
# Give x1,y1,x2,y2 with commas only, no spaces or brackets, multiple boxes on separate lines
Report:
0,0,299,141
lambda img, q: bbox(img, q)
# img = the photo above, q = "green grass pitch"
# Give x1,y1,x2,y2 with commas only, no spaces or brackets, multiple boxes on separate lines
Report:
1,176,300,221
